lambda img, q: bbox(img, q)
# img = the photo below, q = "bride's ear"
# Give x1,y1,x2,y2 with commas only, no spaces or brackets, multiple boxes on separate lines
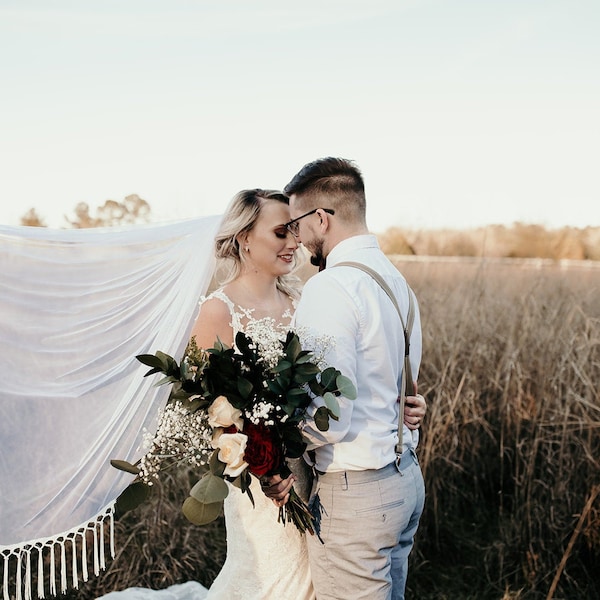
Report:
237,232,249,254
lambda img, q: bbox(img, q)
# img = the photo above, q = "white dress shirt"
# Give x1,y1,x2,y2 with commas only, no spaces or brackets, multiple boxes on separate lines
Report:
296,234,422,473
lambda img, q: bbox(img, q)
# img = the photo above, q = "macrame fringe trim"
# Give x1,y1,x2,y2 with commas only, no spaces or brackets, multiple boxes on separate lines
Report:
1,503,115,600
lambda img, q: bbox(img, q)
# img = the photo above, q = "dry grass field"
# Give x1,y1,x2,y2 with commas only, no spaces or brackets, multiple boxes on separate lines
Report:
397,256,600,599
12,254,600,600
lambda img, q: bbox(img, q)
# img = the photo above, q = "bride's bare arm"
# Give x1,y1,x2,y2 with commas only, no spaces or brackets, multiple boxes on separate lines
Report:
261,473,296,506
191,298,234,349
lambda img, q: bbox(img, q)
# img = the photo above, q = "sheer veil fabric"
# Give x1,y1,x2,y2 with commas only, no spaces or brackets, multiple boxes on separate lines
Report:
0,216,221,600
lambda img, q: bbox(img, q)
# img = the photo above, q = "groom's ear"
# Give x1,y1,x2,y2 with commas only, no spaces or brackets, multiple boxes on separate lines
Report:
316,208,331,232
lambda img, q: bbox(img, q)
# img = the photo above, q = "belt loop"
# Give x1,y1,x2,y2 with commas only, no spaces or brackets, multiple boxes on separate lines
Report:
410,447,419,465
395,454,405,476
342,472,348,490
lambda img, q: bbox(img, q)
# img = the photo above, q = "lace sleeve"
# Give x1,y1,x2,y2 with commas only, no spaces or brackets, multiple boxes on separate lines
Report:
199,289,244,338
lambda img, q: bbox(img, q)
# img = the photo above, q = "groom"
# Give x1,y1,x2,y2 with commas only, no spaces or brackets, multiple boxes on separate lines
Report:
268,157,426,600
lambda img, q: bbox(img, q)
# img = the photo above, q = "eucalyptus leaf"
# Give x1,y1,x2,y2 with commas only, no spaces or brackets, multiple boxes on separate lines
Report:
237,376,254,399
142,367,162,377
286,387,309,408
241,471,255,507
293,363,321,383
295,353,314,365
114,481,151,518
272,360,292,373
267,379,285,395
314,406,331,431
136,354,167,370
155,351,178,374
323,391,341,419
110,459,141,475
235,331,254,356
336,374,357,400
319,367,338,390
308,379,325,397
285,335,302,362
282,427,306,458
169,382,187,399
211,336,228,353
154,375,179,387
183,396,207,413
182,496,223,525
209,449,226,477
190,473,229,504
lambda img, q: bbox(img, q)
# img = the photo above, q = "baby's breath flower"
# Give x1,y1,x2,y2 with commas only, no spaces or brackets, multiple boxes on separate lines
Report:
294,325,336,368
244,317,287,369
139,401,213,484
245,400,277,425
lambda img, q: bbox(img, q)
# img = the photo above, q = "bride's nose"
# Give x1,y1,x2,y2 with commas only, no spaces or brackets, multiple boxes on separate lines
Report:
286,231,299,249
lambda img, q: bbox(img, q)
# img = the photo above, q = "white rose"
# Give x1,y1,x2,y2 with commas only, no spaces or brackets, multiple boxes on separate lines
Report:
211,427,224,449
208,395,244,430
215,432,249,477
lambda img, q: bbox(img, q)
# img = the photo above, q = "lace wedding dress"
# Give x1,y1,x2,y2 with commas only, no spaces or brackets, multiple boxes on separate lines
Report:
100,290,315,600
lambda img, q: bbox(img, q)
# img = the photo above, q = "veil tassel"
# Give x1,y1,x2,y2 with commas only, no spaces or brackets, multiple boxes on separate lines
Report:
1,503,115,600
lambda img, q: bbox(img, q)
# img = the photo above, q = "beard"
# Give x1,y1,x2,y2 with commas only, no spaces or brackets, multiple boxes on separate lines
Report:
307,237,326,271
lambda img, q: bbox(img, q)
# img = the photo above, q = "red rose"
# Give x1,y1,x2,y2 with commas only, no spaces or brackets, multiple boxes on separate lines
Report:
243,422,282,477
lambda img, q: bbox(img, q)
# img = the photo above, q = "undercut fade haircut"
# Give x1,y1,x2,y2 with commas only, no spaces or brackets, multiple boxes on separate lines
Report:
284,157,366,220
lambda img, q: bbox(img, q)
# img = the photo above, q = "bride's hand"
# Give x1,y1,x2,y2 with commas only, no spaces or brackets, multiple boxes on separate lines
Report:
260,473,296,507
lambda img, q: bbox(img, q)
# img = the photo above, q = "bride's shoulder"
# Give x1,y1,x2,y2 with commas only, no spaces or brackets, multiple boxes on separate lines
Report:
192,290,235,348
198,288,235,320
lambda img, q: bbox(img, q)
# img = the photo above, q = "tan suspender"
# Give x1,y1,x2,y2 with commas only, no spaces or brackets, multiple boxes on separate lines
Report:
334,261,415,454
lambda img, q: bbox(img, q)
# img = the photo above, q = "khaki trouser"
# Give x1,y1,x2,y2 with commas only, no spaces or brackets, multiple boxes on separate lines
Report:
306,450,425,600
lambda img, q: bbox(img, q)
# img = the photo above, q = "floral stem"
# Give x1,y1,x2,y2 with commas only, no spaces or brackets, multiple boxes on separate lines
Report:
277,487,316,536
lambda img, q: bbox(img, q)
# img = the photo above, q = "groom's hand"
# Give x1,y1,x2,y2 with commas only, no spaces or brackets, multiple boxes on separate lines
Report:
260,473,296,507
402,382,427,430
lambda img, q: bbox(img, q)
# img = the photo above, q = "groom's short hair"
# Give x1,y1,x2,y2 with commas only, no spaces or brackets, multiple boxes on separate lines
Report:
284,157,366,222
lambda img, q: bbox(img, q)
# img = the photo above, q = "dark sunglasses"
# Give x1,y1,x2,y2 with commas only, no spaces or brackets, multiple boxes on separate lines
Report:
284,208,335,237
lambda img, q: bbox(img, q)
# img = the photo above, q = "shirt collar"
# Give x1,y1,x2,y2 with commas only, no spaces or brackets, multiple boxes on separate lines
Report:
325,234,380,268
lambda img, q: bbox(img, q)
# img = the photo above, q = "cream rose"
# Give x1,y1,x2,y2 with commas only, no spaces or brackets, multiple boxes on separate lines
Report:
208,395,244,430
215,432,249,477
211,427,224,449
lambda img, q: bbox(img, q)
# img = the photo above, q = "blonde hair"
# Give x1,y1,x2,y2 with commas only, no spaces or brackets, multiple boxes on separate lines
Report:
214,189,302,299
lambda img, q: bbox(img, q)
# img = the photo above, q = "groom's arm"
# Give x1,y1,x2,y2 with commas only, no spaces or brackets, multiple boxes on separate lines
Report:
262,393,427,507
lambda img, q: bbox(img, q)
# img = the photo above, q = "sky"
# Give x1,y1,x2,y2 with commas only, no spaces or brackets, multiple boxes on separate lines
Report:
1,0,599,233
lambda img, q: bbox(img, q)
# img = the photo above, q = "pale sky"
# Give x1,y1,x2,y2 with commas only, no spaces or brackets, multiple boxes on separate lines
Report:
1,0,599,232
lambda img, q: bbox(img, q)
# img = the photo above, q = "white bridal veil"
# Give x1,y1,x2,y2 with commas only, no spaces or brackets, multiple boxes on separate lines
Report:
0,216,222,600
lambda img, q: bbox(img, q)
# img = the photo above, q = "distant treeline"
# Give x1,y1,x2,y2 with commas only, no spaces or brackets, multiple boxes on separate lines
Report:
378,223,600,261
20,198,600,261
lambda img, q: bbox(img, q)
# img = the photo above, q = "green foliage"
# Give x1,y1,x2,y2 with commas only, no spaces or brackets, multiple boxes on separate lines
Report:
113,481,152,518
112,330,356,535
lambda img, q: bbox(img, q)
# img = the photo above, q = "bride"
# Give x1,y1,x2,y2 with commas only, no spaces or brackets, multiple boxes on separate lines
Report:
100,188,425,599
102,188,313,599
188,188,314,599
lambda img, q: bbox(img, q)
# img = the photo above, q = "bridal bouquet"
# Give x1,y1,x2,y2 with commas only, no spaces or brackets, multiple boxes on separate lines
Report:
112,328,356,535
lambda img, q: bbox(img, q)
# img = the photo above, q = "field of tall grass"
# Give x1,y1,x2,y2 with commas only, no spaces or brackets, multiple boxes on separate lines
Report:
21,256,600,599
400,257,600,599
